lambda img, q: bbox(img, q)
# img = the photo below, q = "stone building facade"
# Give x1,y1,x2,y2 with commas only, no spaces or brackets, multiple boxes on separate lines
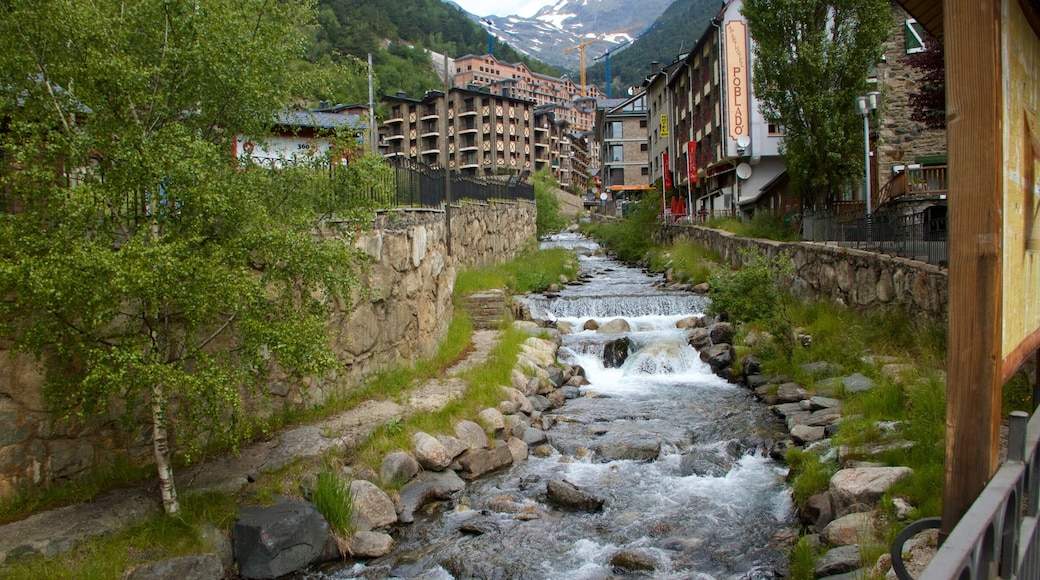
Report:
0,202,536,499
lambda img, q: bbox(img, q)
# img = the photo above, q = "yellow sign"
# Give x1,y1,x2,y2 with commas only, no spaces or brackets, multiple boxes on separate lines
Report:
660,114,669,137
1002,0,1040,377
725,21,749,140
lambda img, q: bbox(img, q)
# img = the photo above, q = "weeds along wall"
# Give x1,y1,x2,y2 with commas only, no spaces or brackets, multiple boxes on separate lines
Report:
659,225,948,322
0,202,536,499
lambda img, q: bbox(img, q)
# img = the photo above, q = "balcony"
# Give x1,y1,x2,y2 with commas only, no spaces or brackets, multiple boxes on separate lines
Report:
878,165,948,206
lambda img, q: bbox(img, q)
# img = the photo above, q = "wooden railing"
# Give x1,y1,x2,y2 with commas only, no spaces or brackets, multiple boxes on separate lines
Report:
878,165,948,206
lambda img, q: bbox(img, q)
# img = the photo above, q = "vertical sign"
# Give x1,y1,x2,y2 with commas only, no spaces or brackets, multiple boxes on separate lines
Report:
660,114,669,137
663,152,672,190
725,21,749,140
687,141,698,183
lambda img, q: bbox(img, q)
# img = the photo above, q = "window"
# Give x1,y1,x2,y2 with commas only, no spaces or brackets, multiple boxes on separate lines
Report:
639,119,647,128
610,167,625,185
768,123,787,135
607,122,623,139
609,145,623,162
640,143,649,152
641,167,649,176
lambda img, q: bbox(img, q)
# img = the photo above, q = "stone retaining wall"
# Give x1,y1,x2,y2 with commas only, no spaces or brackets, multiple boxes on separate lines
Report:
659,225,948,322
0,202,536,498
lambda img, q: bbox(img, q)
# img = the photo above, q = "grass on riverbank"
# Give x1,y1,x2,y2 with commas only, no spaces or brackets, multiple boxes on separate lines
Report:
702,212,802,241
0,246,576,579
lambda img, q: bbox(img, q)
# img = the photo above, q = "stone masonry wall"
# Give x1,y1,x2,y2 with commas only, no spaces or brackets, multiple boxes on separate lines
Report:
661,225,948,322
0,201,536,498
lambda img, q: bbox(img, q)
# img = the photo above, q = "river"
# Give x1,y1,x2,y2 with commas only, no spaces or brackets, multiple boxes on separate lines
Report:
322,232,794,579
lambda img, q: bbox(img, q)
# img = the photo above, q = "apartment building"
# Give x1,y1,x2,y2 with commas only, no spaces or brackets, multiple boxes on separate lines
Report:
453,54,602,133
595,93,651,197
381,87,553,177
646,0,786,218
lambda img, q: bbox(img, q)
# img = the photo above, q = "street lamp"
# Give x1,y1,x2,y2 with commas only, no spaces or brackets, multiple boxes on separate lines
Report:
855,91,881,216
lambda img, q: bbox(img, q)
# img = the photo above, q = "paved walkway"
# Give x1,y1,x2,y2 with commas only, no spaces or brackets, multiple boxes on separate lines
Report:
0,330,502,566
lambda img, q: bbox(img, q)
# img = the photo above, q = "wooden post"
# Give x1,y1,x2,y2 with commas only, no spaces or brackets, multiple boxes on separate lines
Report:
941,0,1005,535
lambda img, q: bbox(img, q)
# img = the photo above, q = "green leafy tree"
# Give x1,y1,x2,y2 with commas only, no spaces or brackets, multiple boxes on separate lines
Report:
742,0,890,207
0,0,373,515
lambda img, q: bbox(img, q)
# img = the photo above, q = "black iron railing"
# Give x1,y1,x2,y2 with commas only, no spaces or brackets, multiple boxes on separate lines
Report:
385,157,534,209
804,210,948,266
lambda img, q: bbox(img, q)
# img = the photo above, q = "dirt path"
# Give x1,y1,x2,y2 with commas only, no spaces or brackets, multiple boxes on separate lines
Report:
0,329,502,566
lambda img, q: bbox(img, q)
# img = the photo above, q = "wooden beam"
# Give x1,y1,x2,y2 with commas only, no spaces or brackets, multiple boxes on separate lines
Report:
941,0,1004,535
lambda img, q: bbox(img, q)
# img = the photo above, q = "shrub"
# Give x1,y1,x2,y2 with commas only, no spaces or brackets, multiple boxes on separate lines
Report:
708,248,796,357
583,198,660,263
533,168,567,237
785,447,837,505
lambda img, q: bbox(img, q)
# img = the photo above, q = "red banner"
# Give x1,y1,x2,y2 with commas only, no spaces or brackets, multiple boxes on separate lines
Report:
687,141,698,183
663,153,672,190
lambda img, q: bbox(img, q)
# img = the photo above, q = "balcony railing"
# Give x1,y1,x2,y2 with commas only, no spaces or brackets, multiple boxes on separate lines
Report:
878,164,948,206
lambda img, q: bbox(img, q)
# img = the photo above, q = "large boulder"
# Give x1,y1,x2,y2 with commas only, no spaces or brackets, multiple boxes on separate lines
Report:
454,443,513,480
380,451,419,484
709,322,735,345
814,545,862,577
349,480,398,531
396,470,466,524
454,420,490,450
546,479,605,512
829,467,913,517
597,318,631,334
603,337,630,368
700,343,734,372
347,531,393,559
822,511,876,547
411,432,452,471
233,499,331,579
686,327,711,349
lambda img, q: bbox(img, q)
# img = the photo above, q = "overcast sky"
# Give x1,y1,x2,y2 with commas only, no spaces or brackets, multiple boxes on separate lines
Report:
451,0,548,17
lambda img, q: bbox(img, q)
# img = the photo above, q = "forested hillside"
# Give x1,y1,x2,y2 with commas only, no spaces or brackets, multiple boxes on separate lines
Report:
584,0,720,94
308,0,559,105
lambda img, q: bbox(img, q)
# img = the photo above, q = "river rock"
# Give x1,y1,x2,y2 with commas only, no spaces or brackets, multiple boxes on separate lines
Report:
593,437,662,462
347,531,393,559
435,434,470,461
547,389,567,409
454,420,490,450
776,382,811,403
506,436,529,462
522,426,548,446
802,361,839,377
822,512,876,547
380,451,419,484
477,408,506,435
791,424,826,445
815,544,862,576
842,373,877,393
830,467,913,517
742,355,763,376
123,554,224,580
709,322,735,345
528,394,552,411
687,327,711,349
802,492,835,531
809,396,842,410
233,499,330,579
603,337,631,368
500,387,534,414
676,316,700,329
396,470,466,523
805,407,843,427
546,479,604,512
412,432,452,471
597,318,631,334
455,443,513,480
349,480,398,531
583,319,600,331
700,343,734,372
610,549,659,572
504,414,530,439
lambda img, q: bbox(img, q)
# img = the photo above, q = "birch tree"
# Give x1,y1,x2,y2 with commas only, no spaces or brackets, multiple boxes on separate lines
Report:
0,0,373,514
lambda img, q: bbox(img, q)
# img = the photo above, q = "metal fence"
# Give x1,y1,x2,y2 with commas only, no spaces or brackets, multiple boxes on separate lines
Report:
893,407,1040,579
803,209,948,266
385,157,534,209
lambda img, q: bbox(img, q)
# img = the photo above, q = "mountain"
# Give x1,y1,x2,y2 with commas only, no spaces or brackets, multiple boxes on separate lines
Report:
310,0,560,102
584,0,722,94
469,0,673,70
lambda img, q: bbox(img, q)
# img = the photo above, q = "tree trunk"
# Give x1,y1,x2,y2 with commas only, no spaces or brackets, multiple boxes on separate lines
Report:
151,384,181,515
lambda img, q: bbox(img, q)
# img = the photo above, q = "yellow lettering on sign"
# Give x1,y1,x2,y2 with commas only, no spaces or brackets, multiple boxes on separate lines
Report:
660,114,669,137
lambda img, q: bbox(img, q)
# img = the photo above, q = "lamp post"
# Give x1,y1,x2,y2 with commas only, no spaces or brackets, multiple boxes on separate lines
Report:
855,91,881,216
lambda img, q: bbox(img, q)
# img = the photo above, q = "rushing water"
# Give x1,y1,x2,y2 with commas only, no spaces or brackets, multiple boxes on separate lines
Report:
322,233,794,579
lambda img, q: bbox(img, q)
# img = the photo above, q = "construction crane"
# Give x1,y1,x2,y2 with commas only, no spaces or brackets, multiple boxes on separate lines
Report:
592,40,630,99
564,27,637,96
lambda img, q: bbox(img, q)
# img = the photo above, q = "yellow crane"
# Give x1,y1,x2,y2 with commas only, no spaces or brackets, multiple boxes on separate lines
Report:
564,27,637,96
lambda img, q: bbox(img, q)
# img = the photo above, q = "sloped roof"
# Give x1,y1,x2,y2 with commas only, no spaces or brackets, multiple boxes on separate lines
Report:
275,110,364,130
896,0,942,41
